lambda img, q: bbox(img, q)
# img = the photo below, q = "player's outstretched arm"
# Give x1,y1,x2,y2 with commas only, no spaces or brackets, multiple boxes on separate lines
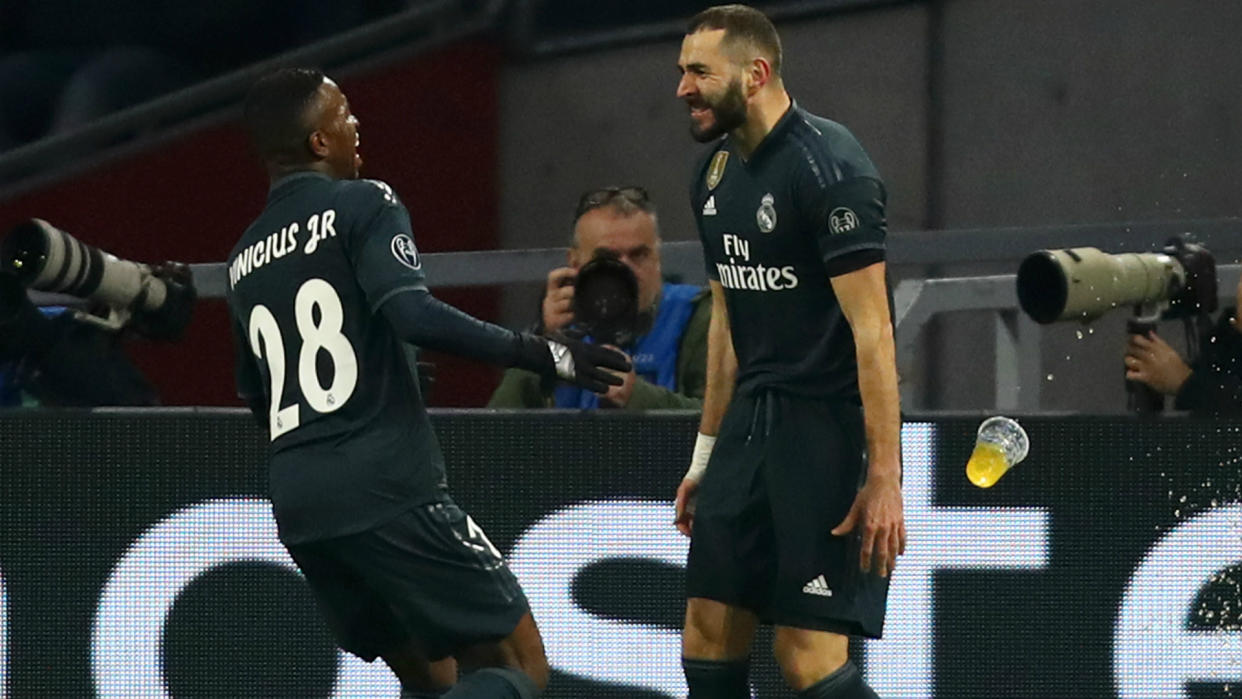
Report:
675,280,736,536
338,181,628,393
828,261,905,577
379,288,629,393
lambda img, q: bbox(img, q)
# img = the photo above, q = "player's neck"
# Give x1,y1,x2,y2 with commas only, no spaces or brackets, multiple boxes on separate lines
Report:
731,88,791,160
266,161,337,185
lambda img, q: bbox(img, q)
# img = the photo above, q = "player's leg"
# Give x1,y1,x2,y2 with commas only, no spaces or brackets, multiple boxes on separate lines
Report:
682,597,758,698
359,497,546,698
381,641,457,696
772,627,875,698
763,394,889,697
445,611,548,698
682,395,769,697
287,539,454,696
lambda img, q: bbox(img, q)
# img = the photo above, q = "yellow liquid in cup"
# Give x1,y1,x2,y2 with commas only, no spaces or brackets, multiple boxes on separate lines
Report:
966,442,1011,488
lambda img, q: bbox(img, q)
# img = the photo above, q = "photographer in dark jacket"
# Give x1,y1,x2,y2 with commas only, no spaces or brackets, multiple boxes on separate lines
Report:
1126,273,1242,414
489,187,709,410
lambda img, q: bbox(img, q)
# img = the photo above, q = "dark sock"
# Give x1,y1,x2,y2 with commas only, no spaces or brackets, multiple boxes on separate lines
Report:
682,657,750,699
796,661,879,698
441,667,539,698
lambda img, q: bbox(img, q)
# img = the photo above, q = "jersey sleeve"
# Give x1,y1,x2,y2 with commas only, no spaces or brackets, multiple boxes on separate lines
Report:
338,179,429,311
799,171,888,277
795,123,888,278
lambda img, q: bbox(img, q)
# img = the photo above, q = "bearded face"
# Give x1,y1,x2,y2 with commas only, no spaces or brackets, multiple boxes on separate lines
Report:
687,76,748,143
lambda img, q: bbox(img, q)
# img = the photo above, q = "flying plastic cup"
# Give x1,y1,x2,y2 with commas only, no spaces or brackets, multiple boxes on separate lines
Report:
966,416,1030,488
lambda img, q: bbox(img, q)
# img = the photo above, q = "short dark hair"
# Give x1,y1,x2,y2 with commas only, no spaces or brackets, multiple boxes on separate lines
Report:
687,4,782,76
243,67,326,165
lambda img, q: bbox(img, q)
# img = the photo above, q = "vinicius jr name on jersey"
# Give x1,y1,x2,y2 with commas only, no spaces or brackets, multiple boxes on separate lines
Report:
228,209,339,289
716,233,799,292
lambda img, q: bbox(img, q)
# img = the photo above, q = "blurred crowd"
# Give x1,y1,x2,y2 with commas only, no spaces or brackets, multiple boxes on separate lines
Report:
0,0,408,152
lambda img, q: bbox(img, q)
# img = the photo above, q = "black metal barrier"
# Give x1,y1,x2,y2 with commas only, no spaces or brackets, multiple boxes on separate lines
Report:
0,410,1239,697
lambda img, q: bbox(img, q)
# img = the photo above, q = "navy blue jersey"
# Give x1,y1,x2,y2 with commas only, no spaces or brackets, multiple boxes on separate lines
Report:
691,104,888,400
227,172,446,544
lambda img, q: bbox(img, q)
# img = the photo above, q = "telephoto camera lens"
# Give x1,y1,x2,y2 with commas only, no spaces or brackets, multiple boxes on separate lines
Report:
572,251,639,347
0,219,195,339
1,219,163,310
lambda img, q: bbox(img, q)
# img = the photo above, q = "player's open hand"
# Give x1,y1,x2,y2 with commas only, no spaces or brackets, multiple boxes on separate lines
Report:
674,477,699,537
831,475,905,577
597,346,636,407
543,334,631,393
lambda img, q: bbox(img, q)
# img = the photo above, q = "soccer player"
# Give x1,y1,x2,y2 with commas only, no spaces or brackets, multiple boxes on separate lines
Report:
227,68,629,699
671,6,906,698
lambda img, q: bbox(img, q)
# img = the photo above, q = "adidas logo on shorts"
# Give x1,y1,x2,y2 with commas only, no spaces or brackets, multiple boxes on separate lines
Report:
802,575,834,597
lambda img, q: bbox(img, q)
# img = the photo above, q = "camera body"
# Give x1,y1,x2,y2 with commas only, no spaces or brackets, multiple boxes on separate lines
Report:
1158,236,1217,320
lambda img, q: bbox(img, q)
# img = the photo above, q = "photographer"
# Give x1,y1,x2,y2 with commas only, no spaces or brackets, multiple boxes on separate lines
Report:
1126,272,1242,414
0,271,158,406
488,186,709,409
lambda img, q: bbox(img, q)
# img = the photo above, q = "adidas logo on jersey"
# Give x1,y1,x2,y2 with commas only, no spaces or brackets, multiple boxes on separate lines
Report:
702,195,717,216
802,575,834,597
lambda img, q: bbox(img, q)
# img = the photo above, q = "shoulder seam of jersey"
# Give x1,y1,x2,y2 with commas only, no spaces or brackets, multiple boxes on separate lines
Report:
789,121,843,190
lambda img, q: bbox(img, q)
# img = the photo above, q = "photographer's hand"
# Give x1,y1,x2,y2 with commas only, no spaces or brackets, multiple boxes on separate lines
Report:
542,267,577,333
149,261,193,287
597,346,635,407
1126,331,1191,395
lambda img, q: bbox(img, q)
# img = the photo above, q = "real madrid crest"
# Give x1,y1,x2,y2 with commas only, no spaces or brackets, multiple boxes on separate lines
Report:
706,151,729,191
756,193,777,233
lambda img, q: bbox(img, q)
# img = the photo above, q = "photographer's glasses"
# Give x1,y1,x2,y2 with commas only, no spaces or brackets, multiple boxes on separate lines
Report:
575,186,650,219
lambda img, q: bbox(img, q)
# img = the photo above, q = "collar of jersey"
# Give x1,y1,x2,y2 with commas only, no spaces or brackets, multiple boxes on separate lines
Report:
732,98,801,168
268,171,332,203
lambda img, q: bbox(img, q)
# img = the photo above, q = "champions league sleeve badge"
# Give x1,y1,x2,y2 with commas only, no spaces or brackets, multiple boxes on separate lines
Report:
829,207,860,235
391,234,422,270
756,193,777,233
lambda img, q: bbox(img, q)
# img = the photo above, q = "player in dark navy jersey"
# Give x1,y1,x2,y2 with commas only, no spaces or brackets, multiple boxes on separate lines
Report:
228,68,628,699
670,6,905,698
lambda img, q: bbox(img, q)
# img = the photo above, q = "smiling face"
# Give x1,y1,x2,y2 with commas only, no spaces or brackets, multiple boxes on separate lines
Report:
308,78,362,179
676,28,749,143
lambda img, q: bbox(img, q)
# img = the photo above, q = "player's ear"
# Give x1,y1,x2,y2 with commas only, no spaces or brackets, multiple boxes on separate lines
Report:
746,56,772,95
307,129,330,160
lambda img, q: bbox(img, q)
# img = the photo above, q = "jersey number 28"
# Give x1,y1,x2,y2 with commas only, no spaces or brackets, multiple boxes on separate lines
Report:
248,278,358,440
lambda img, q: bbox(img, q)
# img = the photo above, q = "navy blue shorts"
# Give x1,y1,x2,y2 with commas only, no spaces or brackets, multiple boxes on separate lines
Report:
686,390,890,638
287,496,529,661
